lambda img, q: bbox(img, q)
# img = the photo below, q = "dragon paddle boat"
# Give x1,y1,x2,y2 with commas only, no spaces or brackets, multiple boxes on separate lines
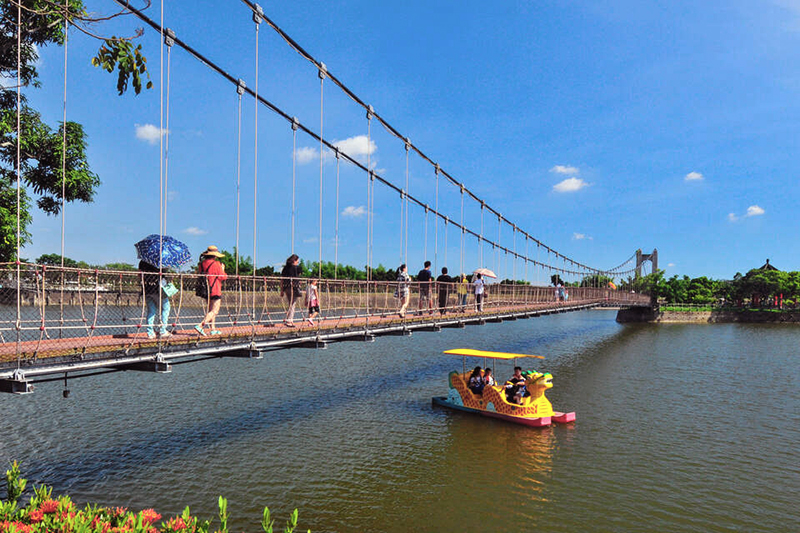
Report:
432,348,576,427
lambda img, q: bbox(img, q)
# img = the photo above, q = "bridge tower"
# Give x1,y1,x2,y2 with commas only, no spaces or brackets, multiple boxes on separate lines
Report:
635,249,658,278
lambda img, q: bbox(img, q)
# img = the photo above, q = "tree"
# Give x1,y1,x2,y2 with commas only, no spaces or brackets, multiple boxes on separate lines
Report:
1,0,152,261
550,274,563,286
580,273,613,288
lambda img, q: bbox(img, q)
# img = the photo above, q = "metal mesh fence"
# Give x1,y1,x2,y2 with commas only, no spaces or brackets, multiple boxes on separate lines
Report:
0,263,650,365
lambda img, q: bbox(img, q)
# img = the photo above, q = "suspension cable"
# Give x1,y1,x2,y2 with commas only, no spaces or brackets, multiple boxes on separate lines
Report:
115,0,638,277
60,0,68,270
404,138,410,265
366,106,373,281
291,117,298,255
253,7,262,279
235,79,245,274
434,165,439,273
334,148,340,279
15,0,22,367
318,63,326,279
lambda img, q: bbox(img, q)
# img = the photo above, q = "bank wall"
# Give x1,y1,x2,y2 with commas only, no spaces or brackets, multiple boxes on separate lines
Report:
617,308,800,324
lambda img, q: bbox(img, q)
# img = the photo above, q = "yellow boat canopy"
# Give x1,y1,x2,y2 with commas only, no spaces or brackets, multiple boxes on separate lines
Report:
443,348,545,360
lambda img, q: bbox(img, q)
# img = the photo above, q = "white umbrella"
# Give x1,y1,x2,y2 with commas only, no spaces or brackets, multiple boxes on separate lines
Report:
472,267,497,279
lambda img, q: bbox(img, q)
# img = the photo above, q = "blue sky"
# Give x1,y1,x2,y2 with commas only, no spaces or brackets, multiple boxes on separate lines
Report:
22,0,800,280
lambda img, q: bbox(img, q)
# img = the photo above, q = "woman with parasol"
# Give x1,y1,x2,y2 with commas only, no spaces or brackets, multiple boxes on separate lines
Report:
135,234,192,339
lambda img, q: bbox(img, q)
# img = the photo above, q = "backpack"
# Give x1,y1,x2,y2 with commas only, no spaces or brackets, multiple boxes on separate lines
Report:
195,262,210,299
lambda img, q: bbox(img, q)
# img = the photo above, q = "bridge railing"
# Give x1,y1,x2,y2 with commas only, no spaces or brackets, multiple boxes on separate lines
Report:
0,263,650,363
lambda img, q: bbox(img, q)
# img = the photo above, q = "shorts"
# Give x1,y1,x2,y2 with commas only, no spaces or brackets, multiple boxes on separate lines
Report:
419,288,431,298
308,305,320,314
210,295,222,301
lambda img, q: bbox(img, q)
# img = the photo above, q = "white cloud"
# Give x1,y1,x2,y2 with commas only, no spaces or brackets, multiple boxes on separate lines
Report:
746,205,765,217
553,177,588,193
167,190,178,201
667,263,676,268
295,146,319,165
302,236,318,244
341,205,367,218
684,171,703,181
550,165,579,175
728,205,765,222
295,135,378,166
183,227,208,236
334,135,377,160
135,123,168,145
572,232,593,240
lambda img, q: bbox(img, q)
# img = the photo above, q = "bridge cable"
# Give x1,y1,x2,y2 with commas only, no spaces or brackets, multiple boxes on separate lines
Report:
235,79,244,275
236,0,620,275
366,107,372,281
334,147,340,279
253,10,261,291
114,1,638,278
59,0,69,338
291,118,298,255
318,63,326,279
434,165,439,274
404,138,410,265
459,185,464,276
15,0,22,368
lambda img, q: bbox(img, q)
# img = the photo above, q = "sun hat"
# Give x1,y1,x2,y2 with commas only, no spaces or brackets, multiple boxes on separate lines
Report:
201,245,225,258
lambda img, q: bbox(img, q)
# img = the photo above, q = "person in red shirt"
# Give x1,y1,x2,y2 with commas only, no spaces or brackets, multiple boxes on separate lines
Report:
194,245,228,336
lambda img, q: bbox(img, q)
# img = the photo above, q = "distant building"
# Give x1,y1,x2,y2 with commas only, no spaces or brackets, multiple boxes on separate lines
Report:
758,259,779,271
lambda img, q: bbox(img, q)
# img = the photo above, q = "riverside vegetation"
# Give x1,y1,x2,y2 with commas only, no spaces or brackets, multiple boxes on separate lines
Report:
1,462,308,533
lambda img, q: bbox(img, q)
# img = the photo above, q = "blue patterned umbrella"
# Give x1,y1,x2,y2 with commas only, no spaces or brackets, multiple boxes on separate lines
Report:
134,234,192,269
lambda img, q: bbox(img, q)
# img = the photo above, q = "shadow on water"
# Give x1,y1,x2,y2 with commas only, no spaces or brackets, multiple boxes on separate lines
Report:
14,311,634,491
18,355,453,488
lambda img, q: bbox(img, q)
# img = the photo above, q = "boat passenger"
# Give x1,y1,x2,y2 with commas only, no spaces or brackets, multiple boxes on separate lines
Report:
483,367,495,387
505,366,527,404
468,366,485,395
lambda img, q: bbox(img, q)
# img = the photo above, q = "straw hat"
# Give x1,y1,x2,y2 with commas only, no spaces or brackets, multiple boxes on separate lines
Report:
201,245,225,258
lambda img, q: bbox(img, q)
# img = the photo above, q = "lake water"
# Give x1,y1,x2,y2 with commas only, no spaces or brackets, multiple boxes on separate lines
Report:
2,310,798,532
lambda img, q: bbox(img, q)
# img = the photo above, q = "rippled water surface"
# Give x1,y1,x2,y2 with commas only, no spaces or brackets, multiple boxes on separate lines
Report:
2,310,799,532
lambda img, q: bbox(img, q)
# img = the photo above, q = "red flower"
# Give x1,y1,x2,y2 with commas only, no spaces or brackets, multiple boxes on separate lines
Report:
28,510,44,523
9,523,32,533
40,500,59,513
165,517,187,531
140,509,161,526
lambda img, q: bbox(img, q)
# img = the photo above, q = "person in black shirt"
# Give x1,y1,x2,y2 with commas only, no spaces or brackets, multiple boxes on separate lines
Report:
436,267,453,314
417,260,434,315
281,254,303,327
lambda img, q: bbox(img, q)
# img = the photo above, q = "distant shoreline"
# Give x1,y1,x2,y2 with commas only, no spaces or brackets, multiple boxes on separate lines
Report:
617,308,800,324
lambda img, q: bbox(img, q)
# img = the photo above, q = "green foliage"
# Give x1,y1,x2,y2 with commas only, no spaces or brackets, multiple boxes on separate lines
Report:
92,38,153,95
3,462,309,532
550,274,563,286
217,496,228,533
5,461,26,505
0,0,105,261
579,273,613,288
216,247,254,275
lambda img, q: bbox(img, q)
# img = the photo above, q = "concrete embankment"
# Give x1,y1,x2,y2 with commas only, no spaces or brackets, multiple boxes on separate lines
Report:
617,307,800,324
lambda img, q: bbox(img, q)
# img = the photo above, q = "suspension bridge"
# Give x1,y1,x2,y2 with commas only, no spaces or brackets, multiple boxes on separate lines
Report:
0,1,656,394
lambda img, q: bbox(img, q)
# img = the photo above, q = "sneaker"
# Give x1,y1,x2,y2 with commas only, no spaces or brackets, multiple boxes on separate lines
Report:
159,331,172,338
194,325,206,336
147,332,156,339
210,330,222,336
307,318,314,325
